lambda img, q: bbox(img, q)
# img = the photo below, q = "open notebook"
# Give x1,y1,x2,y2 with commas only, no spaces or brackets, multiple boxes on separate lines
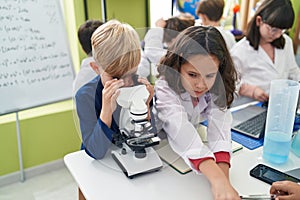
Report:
154,125,243,174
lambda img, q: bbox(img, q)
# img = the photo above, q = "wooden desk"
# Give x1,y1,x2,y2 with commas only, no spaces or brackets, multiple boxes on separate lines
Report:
64,146,300,200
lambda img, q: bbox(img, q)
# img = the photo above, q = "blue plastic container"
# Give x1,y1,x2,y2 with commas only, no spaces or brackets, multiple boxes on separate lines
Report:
263,80,300,164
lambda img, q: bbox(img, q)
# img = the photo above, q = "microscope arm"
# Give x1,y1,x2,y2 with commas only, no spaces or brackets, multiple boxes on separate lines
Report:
117,85,150,122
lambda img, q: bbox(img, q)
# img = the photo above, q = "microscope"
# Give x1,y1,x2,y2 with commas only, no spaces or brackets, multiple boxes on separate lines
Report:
111,84,163,178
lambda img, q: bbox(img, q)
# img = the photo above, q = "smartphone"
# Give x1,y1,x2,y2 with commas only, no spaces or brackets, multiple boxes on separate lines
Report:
240,194,277,200
250,164,300,185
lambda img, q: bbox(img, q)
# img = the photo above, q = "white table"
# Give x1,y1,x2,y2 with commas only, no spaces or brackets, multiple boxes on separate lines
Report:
64,146,300,200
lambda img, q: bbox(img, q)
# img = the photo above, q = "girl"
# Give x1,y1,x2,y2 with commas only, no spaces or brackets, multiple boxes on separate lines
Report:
154,26,239,200
75,20,153,159
231,0,300,104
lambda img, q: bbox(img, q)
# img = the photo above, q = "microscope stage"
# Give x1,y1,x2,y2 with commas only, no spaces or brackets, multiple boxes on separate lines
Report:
111,145,163,178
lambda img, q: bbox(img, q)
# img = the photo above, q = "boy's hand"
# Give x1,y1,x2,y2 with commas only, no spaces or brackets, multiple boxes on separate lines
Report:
100,79,124,127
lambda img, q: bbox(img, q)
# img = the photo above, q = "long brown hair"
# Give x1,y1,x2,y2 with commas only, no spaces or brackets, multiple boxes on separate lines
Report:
246,0,294,50
158,26,237,108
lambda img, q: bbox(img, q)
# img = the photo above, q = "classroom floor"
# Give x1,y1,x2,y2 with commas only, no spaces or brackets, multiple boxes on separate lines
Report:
0,167,78,200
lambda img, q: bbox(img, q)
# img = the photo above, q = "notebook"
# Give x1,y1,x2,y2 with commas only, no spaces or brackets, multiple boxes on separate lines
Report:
231,104,267,139
154,132,243,174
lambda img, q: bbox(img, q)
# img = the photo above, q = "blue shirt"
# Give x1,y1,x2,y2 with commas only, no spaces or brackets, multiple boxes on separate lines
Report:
75,76,121,159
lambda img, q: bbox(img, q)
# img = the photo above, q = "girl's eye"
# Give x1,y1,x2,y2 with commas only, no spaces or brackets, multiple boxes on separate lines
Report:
188,73,198,78
205,73,216,79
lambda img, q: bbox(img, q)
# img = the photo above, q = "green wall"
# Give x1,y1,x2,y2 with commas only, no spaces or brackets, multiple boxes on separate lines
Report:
290,0,300,39
0,109,81,176
0,0,148,177
76,0,148,63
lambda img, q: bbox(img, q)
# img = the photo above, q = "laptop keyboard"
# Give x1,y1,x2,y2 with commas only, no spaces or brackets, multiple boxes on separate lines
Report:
231,131,264,150
234,111,267,137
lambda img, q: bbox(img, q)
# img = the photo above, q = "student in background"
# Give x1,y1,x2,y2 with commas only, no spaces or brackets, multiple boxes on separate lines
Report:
196,0,236,49
75,19,153,159
270,181,300,200
73,19,103,94
230,0,300,104
139,14,195,78
154,26,239,200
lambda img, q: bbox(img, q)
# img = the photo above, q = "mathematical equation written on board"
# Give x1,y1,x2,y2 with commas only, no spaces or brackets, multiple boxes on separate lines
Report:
0,0,73,89
0,53,73,88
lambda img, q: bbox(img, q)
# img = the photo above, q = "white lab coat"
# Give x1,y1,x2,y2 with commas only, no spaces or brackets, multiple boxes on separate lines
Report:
139,28,167,78
73,57,97,95
231,34,300,94
136,50,150,78
143,27,166,65
154,79,232,173
215,26,236,50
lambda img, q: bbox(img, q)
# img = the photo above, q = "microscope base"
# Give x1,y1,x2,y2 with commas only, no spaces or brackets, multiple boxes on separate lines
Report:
111,146,163,178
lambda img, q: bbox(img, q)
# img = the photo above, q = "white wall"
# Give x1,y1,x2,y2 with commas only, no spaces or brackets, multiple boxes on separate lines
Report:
149,0,173,27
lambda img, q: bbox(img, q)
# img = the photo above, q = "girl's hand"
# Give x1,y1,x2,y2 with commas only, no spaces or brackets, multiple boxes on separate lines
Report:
252,87,269,102
137,77,154,121
239,83,269,102
211,179,241,200
100,79,124,127
137,77,154,105
200,160,241,200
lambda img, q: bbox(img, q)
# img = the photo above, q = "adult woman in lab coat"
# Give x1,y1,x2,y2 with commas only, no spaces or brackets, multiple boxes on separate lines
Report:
231,0,300,104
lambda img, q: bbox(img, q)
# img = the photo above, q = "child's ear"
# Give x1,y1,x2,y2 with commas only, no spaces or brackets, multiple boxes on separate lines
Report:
89,62,101,74
256,16,262,26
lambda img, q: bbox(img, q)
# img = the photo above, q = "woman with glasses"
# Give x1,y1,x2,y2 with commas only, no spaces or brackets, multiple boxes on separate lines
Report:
230,0,300,104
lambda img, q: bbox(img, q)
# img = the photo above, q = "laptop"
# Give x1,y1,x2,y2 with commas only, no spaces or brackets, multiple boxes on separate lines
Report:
231,104,267,139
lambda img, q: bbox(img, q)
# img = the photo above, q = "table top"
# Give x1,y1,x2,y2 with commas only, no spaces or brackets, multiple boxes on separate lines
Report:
64,146,300,200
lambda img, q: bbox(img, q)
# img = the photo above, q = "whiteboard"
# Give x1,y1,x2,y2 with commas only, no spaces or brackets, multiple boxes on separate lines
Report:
0,0,75,115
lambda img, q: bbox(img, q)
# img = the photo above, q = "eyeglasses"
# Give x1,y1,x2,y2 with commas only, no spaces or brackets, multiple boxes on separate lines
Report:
263,22,286,35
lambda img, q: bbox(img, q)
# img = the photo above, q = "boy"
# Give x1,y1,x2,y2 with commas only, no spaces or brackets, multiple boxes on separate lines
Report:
196,0,236,49
73,19,103,94
75,19,153,159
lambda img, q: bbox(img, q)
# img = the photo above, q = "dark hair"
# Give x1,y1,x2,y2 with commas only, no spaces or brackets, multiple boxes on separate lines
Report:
163,16,195,44
158,26,237,108
78,20,104,55
246,0,294,50
196,0,224,22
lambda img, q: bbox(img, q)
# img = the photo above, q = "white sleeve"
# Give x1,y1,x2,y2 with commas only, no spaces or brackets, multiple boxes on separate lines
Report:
137,50,151,78
230,45,245,94
284,35,300,81
205,101,232,154
144,28,165,64
223,30,236,50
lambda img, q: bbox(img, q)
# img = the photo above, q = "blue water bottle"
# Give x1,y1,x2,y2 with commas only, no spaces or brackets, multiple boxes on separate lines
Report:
263,80,300,164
